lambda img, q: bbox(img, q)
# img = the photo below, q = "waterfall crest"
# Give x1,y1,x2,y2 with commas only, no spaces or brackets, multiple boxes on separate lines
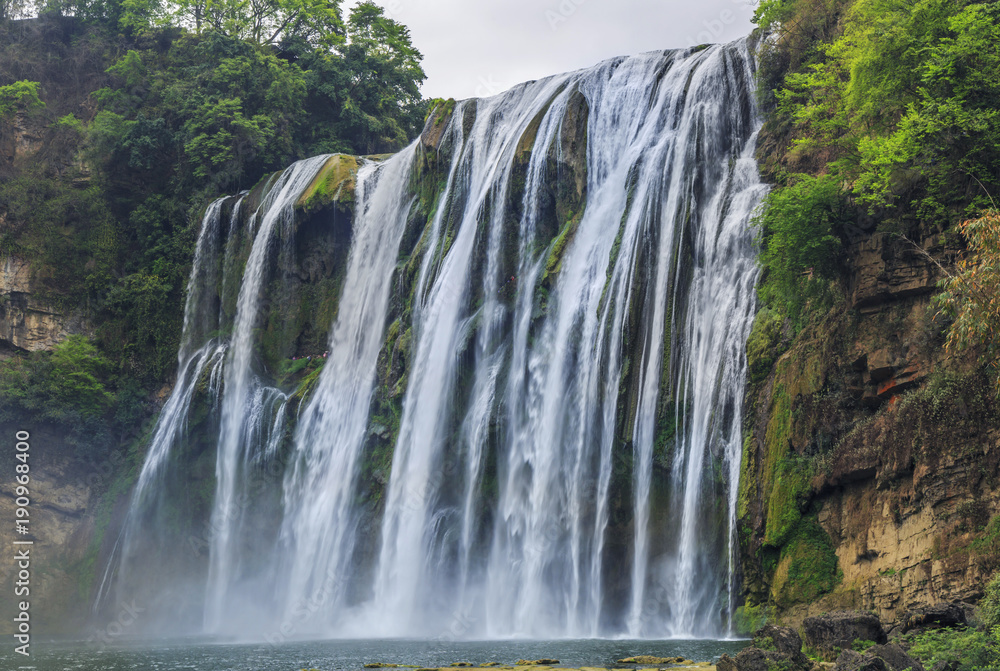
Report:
101,37,767,640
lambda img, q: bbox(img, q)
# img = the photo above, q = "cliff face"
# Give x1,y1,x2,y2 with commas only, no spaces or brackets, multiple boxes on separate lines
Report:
739,227,1000,628
0,110,90,354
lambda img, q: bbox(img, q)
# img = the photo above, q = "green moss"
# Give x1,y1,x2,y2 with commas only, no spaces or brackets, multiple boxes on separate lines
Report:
541,211,581,285
761,380,792,528
425,97,456,124
747,307,785,383
772,516,841,608
764,456,813,547
291,363,325,406
738,432,756,520
734,602,772,635
296,154,358,213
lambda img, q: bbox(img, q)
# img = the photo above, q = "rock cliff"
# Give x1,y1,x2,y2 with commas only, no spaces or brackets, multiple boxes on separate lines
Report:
739,226,1000,628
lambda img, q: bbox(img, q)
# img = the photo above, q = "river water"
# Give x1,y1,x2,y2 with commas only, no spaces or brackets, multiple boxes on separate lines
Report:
2,638,748,670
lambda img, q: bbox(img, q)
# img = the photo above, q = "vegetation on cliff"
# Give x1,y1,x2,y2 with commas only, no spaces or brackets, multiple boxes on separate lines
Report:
0,4,426,441
753,0,1000,324
743,0,1000,623
935,209,1000,387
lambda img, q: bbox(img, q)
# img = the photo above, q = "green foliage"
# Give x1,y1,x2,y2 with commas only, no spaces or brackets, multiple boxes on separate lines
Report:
172,0,344,49
315,1,427,154
754,173,847,312
756,0,1000,224
934,210,1000,389
0,0,28,20
0,336,118,459
853,639,877,653
980,572,1000,630
0,80,44,120
904,627,994,671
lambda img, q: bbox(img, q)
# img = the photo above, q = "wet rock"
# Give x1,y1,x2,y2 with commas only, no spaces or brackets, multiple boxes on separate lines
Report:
803,612,887,659
517,661,560,666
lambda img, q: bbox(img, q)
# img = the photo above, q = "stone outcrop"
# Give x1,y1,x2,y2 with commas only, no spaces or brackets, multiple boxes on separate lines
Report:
719,626,811,671
0,111,45,166
833,650,889,671
0,254,88,352
803,611,887,657
0,425,104,636
863,644,924,671
831,644,923,671
902,602,970,633
848,233,948,313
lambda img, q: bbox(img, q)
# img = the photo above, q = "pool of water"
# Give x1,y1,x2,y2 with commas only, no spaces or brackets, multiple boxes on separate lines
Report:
1,637,749,671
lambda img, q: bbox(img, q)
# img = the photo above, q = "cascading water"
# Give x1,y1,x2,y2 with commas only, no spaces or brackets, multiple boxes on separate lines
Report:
275,150,417,631
102,36,767,640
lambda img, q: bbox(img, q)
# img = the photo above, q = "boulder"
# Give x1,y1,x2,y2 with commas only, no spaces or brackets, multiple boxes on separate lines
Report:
929,661,959,671
754,625,808,660
833,650,888,671
804,612,887,659
733,647,774,671
863,644,924,671
902,603,967,633
716,654,737,671
731,645,809,671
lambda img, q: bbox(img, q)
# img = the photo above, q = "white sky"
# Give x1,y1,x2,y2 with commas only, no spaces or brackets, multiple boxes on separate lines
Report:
346,0,759,99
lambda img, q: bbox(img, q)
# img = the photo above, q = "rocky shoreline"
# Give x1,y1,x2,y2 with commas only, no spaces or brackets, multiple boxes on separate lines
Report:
351,605,978,671
354,657,715,671
719,605,977,671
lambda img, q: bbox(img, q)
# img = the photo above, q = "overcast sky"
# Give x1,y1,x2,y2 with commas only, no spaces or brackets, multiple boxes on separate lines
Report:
346,0,759,99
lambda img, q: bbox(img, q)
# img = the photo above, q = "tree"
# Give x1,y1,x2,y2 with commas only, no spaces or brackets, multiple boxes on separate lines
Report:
0,0,29,20
174,0,344,49
336,1,426,153
935,209,1000,388
0,81,44,122
753,173,847,307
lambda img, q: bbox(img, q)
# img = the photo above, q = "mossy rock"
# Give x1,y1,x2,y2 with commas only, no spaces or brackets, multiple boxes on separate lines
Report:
764,456,813,548
747,307,785,383
296,154,358,214
771,516,842,608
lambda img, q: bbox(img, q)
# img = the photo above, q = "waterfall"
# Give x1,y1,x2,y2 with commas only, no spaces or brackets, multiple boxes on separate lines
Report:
204,154,332,630
275,149,416,631
103,36,767,640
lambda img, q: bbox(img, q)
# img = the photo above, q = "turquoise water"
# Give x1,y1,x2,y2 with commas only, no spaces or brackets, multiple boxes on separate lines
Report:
1,638,748,670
